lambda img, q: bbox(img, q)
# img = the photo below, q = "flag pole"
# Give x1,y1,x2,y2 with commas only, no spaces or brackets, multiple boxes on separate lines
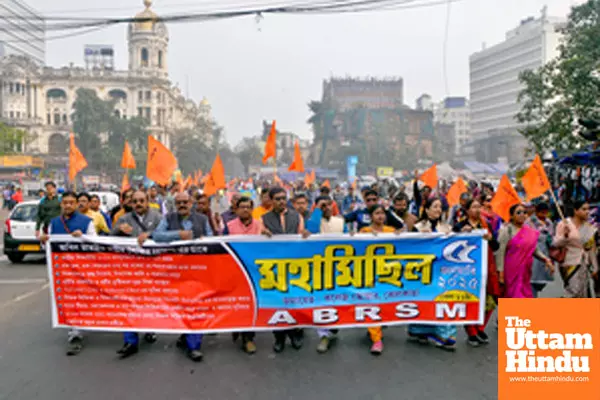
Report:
547,188,565,220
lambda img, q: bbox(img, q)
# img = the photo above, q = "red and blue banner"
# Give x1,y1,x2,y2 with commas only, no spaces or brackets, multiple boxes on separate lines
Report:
47,233,487,332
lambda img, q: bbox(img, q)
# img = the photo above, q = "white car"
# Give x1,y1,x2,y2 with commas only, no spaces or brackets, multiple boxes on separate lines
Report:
3,200,43,263
90,191,120,214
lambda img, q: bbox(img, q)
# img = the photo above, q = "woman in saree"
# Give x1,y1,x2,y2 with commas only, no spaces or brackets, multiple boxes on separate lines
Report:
359,204,398,355
526,202,555,298
452,199,500,347
407,197,457,351
496,204,554,298
553,201,598,298
480,194,501,236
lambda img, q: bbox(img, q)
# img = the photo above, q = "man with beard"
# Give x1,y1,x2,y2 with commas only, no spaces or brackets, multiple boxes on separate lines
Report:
78,193,110,235
221,192,241,225
112,190,163,358
41,192,96,356
386,193,416,232
143,191,209,362
111,189,134,225
293,192,311,220
261,187,310,353
195,193,219,235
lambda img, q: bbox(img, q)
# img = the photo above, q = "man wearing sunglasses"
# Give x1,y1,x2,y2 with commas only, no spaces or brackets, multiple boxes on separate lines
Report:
112,190,163,358
143,191,211,362
261,187,310,353
344,189,379,232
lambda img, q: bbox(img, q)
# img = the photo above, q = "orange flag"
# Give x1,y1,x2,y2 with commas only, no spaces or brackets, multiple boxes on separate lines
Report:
446,178,467,207
274,174,283,185
522,154,551,201
184,175,192,189
204,153,226,197
262,120,277,164
121,173,130,193
68,133,88,182
491,174,521,222
120,141,136,169
420,164,438,189
351,177,357,190
322,179,331,189
146,135,177,186
288,141,305,172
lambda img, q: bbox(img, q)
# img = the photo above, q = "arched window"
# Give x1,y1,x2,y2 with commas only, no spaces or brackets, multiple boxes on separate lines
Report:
141,48,149,67
48,133,67,154
108,89,127,100
158,50,163,68
114,110,121,118
62,114,68,124
54,113,60,125
47,88,67,99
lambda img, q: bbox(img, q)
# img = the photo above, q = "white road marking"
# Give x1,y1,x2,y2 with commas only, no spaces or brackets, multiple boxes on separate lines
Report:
0,278,47,284
0,282,49,310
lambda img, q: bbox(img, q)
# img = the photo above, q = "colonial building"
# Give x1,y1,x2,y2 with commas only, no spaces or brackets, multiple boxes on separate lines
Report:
0,0,212,158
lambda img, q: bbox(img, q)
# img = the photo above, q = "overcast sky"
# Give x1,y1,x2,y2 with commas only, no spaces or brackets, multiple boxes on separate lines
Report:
29,0,579,145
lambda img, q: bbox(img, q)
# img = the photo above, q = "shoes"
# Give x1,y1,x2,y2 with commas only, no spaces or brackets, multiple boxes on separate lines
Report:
407,333,428,345
467,336,481,347
476,331,490,344
316,337,330,354
232,332,240,342
143,333,157,344
243,340,257,354
117,343,139,358
435,342,457,352
187,349,203,362
66,337,83,356
370,340,383,355
176,335,186,350
273,340,285,353
291,335,303,350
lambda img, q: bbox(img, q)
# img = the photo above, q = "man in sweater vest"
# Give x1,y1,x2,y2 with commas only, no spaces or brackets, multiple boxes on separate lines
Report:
41,191,96,356
143,191,210,362
306,196,347,353
112,190,162,359
223,196,264,354
262,187,311,353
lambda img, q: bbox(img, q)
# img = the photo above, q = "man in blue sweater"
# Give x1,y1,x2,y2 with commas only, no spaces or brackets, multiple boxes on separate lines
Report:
41,191,96,356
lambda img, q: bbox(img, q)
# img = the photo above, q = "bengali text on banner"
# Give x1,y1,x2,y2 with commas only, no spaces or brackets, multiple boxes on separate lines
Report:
47,233,488,333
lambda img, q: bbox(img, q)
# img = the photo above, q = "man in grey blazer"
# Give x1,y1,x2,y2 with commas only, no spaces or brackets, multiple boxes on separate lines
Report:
112,190,163,358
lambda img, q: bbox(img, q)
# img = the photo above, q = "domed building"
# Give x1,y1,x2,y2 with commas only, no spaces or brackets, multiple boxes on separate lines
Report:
0,0,211,160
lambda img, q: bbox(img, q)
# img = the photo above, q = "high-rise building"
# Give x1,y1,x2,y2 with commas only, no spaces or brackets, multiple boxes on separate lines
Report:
468,8,566,162
434,97,469,157
0,0,45,65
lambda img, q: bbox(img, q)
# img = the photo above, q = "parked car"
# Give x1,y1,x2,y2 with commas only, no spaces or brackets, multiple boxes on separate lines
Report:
3,200,44,263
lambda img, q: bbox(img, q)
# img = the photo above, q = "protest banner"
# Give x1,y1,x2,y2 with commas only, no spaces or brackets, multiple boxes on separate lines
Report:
47,233,487,333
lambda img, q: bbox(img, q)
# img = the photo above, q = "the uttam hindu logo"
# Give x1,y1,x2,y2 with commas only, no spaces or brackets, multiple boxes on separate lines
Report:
498,299,600,400
504,316,592,373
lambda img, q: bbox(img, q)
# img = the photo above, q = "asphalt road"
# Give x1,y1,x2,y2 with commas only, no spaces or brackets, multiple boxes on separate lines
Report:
0,208,564,400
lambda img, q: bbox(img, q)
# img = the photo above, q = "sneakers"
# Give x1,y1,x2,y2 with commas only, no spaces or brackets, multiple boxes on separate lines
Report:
273,339,285,353
66,337,83,356
407,333,428,345
435,342,456,352
476,331,490,344
243,340,257,354
187,349,203,362
370,340,383,355
467,336,481,347
143,333,157,344
316,337,330,354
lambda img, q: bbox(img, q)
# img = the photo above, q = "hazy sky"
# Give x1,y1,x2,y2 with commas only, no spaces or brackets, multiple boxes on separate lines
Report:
29,0,579,145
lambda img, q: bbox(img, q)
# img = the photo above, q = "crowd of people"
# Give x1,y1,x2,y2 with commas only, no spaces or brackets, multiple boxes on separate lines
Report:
28,172,599,362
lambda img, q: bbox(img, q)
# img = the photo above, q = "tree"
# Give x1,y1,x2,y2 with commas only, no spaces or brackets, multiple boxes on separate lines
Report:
234,137,262,174
0,123,27,155
517,0,600,152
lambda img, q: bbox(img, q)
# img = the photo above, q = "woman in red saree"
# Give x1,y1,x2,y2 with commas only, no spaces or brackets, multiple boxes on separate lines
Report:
453,199,500,347
496,204,554,298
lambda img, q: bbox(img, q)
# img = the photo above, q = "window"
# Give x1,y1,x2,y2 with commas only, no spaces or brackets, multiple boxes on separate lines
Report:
115,110,121,118
138,107,143,117
158,50,163,68
141,48,149,67
54,113,60,125
16,111,20,118
145,107,151,121
47,114,51,124
9,111,14,118
63,114,68,124
145,91,151,101
15,83,20,93
9,83,13,93
138,90,143,102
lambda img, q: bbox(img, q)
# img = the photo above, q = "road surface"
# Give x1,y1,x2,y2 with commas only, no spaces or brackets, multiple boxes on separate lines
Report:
0,208,563,400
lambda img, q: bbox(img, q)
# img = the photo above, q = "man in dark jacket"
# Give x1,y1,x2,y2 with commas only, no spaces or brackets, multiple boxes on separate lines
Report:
262,187,310,353
112,190,163,358
35,181,61,237
145,191,210,362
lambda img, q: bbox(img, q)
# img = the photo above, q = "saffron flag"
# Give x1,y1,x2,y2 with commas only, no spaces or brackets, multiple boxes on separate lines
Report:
420,165,438,189
262,121,277,164
491,174,521,222
204,153,226,197
288,141,305,172
121,173,130,193
273,174,283,186
146,135,177,186
322,179,331,189
446,178,467,207
68,133,88,182
522,154,551,201
120,141,136,169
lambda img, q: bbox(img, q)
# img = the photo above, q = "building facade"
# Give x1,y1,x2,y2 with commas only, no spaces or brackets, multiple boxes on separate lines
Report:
434,96,470,157
468,8,566,163
415,93,434,112
0,0,45,65
0,0,212,157
322,77,404,111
